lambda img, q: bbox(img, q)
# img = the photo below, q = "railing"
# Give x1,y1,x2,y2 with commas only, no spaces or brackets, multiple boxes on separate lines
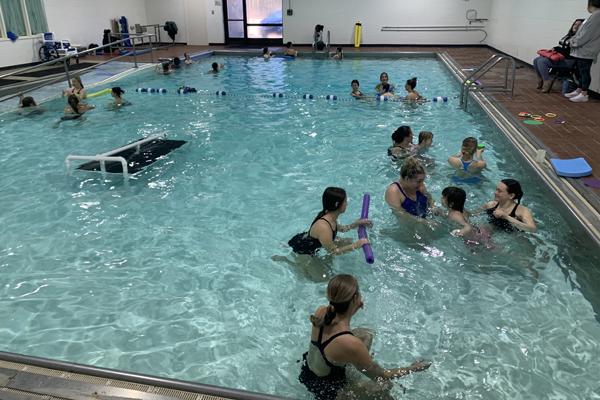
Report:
459,54,516,111
65,134,165,178
0,33,157,105
381,25,488,43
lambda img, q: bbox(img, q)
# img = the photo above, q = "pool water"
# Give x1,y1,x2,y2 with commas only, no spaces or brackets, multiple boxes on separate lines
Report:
1,56,599,399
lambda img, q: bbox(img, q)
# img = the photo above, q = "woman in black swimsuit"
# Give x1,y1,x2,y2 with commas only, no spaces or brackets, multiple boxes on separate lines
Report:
482,179,537,232
63,76,87,99
299,274,431,400
289,187,370,256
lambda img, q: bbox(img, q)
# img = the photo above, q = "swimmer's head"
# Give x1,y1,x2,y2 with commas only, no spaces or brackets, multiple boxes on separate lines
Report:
212,62,219,71
405,77,417,91
392,126,413,145
173,57,181,66
263,47,269,55
21,96,36,107
311,274,361,327
418,131,433,147
322,187,347,213
400,157,426,181
111,87,125,98
162,62,170,72
499,179,523,204
285,41,292,48
442,186,466,212
351,79,360,91
461,137,478,156
336,47,342,53
380,72,389,83
71,76,83,89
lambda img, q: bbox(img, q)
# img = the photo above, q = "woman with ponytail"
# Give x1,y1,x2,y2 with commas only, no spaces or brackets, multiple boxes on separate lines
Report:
482,179,536,232
299,274,431,400
288,187,371,256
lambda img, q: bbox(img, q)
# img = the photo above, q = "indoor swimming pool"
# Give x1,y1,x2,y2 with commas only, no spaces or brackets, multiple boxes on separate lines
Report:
1,55,599,399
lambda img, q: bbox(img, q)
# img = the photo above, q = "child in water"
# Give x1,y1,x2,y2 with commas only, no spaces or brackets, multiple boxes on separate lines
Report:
405,77,422,101
110,87,130,108
417,131,434,152
331,47,343,59
263,47,273,59
441,186,493,247
350,79,363,98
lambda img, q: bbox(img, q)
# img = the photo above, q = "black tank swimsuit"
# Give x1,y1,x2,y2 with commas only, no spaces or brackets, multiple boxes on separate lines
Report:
487,202,520,232
299,327,354,400
289,218,338,255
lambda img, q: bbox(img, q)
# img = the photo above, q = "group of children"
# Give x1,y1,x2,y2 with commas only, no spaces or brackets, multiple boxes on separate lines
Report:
351,72,424,101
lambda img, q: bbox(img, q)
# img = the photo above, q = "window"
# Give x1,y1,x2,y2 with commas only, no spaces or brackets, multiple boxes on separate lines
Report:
1,0,27,36
24,0,47,34
0,0,48,38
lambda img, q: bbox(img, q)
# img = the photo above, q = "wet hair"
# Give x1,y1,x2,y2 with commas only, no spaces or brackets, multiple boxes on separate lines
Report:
67,94,80,114
336,47,342,52
173,57,181,67
406,77,417,90
501,179,524,204
351,79,360,86
400,157,426,179
285,41,292,48
418,131,433,144
380,72,389,81
21,96,36,107
382,83,390,93
112,87,125,98
72,76,84,89
311,187,347,226
314,24,324,32
310,274,359,327
162,62,170,72
589,0,600,8
212,62,219,71
461,137,478,155
262,47,269,55
442,186,466,212
391,126,412,144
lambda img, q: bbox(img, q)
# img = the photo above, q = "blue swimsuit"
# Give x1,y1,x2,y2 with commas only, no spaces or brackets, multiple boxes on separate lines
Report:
393,182,428,218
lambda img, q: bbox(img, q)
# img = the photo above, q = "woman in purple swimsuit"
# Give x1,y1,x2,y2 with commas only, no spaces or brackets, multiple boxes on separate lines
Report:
384,157,432,218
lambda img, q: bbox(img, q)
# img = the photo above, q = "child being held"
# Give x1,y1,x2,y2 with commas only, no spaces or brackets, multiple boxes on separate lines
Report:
441,186,493,247
417,131,433,152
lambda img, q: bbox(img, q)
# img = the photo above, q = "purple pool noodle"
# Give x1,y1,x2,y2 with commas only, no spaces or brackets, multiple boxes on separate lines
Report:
358,193,374,264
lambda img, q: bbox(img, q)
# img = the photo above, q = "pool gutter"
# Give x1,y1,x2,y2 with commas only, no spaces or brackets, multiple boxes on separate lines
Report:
0,351,290,400
437,52,600,247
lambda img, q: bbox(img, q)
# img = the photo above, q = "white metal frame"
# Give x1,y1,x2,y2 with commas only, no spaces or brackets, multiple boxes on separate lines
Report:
65,134,165,178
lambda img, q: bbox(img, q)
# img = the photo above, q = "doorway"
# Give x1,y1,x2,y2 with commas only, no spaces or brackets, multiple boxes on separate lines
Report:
223,0,283,46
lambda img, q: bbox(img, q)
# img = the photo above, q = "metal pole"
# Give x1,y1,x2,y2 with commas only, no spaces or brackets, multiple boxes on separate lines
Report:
63,59,72,88
150,34,155,63
132,38,138,68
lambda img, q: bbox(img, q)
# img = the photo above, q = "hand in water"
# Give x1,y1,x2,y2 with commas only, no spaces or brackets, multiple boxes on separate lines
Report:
356,218,373,228
409,359,432,372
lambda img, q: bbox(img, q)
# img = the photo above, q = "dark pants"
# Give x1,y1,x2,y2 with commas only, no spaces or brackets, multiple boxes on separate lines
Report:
574,57,594,91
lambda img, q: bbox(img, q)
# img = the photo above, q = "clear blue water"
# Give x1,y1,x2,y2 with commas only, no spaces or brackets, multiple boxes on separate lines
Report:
1,56,600,399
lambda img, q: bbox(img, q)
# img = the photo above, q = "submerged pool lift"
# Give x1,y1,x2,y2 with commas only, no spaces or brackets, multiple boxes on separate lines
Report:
65,134,186,179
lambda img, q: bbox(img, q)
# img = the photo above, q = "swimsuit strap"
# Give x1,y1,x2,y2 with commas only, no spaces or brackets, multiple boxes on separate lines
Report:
393,181,408,198
321,331,354,349
510,203,519,218
318,218,336,234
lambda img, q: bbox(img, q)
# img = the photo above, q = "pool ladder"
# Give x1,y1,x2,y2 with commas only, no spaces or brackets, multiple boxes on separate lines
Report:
460,54,516,111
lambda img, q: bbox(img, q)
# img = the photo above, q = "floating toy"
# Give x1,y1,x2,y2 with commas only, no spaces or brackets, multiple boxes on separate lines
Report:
432,96,448,102
358,193,374,264
177,86,197,94
530,114,542,119
523,120,543,125
477,144,485,149
533,117,545,121
136,88,167,93
550,157,592,178
518,112,531,117
87,88,112,98
545,113,557,118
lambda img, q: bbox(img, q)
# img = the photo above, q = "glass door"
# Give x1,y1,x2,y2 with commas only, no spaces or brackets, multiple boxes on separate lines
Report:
224,0,282,45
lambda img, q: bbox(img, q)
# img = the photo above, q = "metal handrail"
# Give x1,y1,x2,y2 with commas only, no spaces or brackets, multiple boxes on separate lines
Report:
460,54,516,110
381,25,488,43
0,33,157,105
65,134,166,178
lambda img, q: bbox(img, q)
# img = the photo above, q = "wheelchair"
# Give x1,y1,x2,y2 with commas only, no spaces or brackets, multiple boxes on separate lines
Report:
38,32,78,63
